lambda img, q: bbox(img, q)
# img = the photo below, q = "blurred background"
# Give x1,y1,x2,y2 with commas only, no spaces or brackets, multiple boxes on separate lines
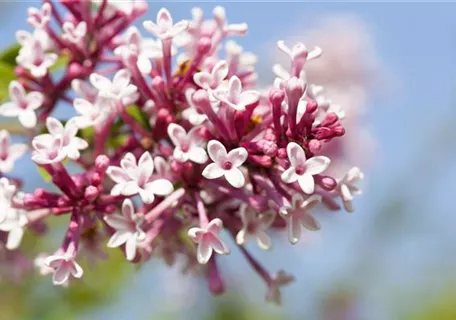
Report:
1,1,456,319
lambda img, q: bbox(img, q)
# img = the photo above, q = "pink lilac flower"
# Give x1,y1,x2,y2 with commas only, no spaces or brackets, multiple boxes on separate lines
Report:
188,218,230,264
236,204,276,250
281,142,330,194
71,79,98,103
193,60,229,95
338,166,364,212
212,6,248,36
106,152,174,203
16,29,53,52
279,194,322,244
0,81,44,128
181,88,208,125
104,199,146,261
44,252,83,286
167,123,208,164
202,140,248,188
44,117,88,160
0,130,27,173
143,8,189,40
214,76,260,111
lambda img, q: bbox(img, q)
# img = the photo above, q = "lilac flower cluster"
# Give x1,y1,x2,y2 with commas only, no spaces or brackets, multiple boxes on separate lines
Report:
0,1,364,303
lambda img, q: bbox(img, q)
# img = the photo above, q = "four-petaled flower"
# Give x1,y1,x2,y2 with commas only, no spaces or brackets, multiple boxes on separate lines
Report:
193,60,229,96
236,204,276,250
167,123,208,164
73,97,113,128
0,178,17,223
277,40,322,63
44,117,88,160
90,69,138,106
202,140,248,188
265,270,295,305
281,142,330,194
31,135,66,165
338,167,364,213
0,200,28,250
106,152,174,204
188,218,230,264
44,252,84,286
0,130,27,173
27,3,51,29
214,76,260,111
279,193,322,244
62,21,87,44
104,199,146,261
143,8,189,40
0,81,44,128
16,38,58,78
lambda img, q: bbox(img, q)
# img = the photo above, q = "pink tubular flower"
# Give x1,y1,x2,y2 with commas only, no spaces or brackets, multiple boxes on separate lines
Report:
0,130,27,173
202,140,248,188
73,97,113,128
236,204,276,250
193,60,229,93
181,88,208,125
31,135,66,165
279,194,322,244
44,117,88,160
143,8,189,40
281,142,330,194
106,152,174,204
90,69,138,105
104,199,146,261
188,218,230,264
27,3,51,29
44,252,83,286
167,123,208,164
214,76,260,111
0,81,44,128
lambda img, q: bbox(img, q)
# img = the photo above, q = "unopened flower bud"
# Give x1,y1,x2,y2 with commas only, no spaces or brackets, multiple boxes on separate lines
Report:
308,139,322,154
197,37,212,54
84,186,99,202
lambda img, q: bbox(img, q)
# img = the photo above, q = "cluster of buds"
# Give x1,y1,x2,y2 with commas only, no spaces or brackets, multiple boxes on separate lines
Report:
0,1,364,304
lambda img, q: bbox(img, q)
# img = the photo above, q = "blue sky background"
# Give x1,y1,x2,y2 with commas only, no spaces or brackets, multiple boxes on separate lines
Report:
2,2,456,319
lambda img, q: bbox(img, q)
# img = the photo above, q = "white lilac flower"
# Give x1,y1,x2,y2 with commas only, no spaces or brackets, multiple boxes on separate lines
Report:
266,270,295,305
73,97,113,128
16,29,53,52
0,204,28,250
62,21,87,44
279,193,321,244
0,81,44,128
0,178,17,223
0,130,27,173
44,252,84,286
16,39,58,78
338,167,364,212
181,88,208,125
202,140,248,188
188,218,230,264
143,8,189,40
213,76,260,111
281,142,330,194
106,151,174,204
104,199,146,261
89,69,138,105
212,6,248,36
71,79,98,102
167,123,208,164
44,117,88,160
235,204,276,250
31,134,66,165
27,3,51,29
115,26,176,74
193,60,229,94
277,40,322,63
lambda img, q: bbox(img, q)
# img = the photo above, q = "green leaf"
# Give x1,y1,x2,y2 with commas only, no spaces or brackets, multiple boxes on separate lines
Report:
50,54,70,72
0,44,20,66
125,105,151,130
0,61,15,102
107,134,129,149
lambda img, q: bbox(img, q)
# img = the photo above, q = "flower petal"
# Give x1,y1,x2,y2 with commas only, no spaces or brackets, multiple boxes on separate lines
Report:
145,179,173,196
298,174,315,194
125,236,137,261
287,142,306,167
202,163,224,180
188,147,208,164
288,216,301,244
107,231,131,248
18,111,37,128
300,214,320,231
53,264,70,285
224,168,245,188
304,156,330,175
207,140,227,163
197,237,213,264
106,166,129,184
281,167,299,184
227,147,247,167
256,230,272,250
